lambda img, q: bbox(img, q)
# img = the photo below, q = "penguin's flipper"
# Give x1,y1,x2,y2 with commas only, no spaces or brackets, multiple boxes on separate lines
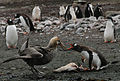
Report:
88,51,93,70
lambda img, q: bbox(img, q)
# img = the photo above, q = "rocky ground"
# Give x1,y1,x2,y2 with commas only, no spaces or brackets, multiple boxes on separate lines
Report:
0,0,120,81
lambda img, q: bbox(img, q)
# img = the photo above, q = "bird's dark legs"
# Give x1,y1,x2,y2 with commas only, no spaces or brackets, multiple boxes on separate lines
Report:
30,66,45,78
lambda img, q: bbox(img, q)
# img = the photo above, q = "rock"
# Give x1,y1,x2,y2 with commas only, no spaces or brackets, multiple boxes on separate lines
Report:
99,28,105,32
59,23,69,30
44,20,52,26
0,20,6,25
65,24,75,30
105,11,120,17
43,26,50,32
36,23,44,29
88,16,97,22
0,26,6,32
75,28,84,34
75,22,81,28
53,20,61,25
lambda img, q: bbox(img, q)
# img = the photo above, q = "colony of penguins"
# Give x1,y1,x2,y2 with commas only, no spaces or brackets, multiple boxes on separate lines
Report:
0,1,120,78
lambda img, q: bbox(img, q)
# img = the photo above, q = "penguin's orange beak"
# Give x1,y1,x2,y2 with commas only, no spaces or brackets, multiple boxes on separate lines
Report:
67,43,73,50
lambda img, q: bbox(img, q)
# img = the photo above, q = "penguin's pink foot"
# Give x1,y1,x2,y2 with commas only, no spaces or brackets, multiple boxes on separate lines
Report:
83,67,89,71
23,32,28,35
13,46,16,48
8,46,11,48
104,41,109,43
110,41,114,43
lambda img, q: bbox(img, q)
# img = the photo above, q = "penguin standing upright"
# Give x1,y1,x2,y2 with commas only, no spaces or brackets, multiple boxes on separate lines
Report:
5,19,18,49
59,5,66,18
104,17,116,43
85,3,94,18
64,5,72,22
32,5,41,21
67,43,109,70
14,13,35,34
69,6,77,22
94,4,103,19
74,6,83,19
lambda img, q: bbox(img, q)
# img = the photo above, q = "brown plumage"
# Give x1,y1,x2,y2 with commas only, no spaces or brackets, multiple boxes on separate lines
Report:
0,36,66,77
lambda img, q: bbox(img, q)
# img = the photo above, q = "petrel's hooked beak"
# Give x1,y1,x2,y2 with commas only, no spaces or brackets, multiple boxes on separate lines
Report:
67,43,74,50
57,41,67,51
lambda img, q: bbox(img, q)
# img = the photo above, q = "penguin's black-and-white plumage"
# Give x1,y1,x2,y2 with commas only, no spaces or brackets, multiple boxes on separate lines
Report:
74,6,83,18
59,5,66,18
85,3,94,18
67,43,109,70
104,17,116,43
69,6,77,22
32,5,41,21
94,4,103,19
14,13,35,34
5,19,18,48
64,5,72,22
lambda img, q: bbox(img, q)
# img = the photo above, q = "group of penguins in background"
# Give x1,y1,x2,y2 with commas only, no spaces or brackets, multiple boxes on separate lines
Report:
0,2,118,77
59,3,103,22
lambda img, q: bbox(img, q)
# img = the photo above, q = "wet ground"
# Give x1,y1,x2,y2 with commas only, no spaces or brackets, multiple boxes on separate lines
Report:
0,0,120,81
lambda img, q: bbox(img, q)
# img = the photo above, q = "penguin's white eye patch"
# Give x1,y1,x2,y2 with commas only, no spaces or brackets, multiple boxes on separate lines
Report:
74,43,77,46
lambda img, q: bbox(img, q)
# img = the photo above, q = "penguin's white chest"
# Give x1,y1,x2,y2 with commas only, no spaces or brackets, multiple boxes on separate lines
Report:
104,21,114,41
59,6,66,16
32,6,41,20
81,51,101,68
6,25,18,46
70,7,76,20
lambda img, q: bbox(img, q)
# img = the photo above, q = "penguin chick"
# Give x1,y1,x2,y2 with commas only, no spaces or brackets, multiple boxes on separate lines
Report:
5,18,18,49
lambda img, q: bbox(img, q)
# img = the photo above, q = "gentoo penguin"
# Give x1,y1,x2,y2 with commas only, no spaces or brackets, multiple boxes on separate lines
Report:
85,3,94,18
69,6,77,22
32,5,41,21
74,6,83,19
14,13,35,34
59,5,66,18
5,18,18,49
67,43,109,70
104,17,116,43
94,4,103,19
64,5,72,22
0,36,66,77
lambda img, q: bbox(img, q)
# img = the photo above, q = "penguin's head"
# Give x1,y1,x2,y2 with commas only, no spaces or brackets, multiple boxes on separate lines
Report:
46,36,66,51
14,13,21,24
107,16,114,22
7,18,14,25
67,43,79,50
14,13,21,18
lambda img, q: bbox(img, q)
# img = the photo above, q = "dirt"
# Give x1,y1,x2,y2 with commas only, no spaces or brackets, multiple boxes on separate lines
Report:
0,1,120,81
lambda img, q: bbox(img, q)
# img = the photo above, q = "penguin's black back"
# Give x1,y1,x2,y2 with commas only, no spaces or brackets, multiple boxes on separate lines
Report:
15,13,35,31
22,14,35,31
75,6,83,18
71,44,108,67
94,4,103,19
64,5,72,21
85,3,93,17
